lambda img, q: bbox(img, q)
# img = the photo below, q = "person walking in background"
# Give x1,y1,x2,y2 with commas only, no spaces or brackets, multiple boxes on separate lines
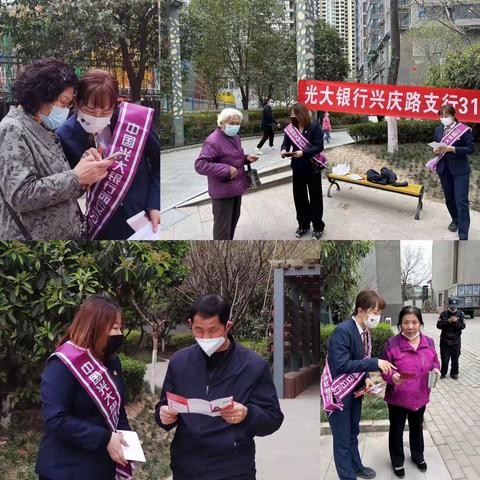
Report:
255,98,281,154
321,290,397,480
381,306,440,478
437,296,466,379
195,108,259,240
322,112,332,143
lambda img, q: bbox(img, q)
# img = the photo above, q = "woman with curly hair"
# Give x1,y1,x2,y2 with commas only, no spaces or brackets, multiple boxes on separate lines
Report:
0,58,113,240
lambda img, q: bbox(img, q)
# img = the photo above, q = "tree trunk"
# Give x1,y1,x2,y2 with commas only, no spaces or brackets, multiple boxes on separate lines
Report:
150,328,159,394
387,116,399,154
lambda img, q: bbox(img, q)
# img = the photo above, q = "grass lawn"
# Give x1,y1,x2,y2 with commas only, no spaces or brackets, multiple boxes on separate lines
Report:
321,394,389,423
0,394,173,480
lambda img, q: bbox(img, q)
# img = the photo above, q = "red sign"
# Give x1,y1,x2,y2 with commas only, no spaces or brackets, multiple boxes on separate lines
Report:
298,80,480,122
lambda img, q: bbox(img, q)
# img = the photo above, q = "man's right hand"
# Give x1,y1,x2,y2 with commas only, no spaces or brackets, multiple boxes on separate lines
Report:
230,166,238,179
73,148,114,186
378,359,397,375
159,405,178,425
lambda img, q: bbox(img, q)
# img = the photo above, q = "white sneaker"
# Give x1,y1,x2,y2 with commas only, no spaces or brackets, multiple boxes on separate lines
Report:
255,148,263,154
270,146,277,150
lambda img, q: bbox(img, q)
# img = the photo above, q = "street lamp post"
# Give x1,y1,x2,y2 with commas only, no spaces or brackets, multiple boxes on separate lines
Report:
296,0,316,82
168,0,185,147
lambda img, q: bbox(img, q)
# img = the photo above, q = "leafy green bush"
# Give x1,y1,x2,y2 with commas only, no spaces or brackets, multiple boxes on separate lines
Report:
238,339,270,361
168,332,196,350
118,353,146,403
348,120,439,144
123,329,142,355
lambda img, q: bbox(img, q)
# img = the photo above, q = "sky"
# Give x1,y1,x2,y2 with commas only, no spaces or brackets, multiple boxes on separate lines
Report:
401,240,433,284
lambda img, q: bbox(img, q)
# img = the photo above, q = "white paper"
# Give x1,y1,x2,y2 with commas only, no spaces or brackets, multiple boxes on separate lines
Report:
332,163,350,176
428,142,447,149
117,430,146,463
167,392,234,417
348,174,363,180
368,384,384,395
127,222,161,240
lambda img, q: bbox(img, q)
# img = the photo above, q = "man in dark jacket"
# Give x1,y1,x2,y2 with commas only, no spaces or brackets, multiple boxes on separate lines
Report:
437,296,466,379
255,98,281,153
155,294,284,480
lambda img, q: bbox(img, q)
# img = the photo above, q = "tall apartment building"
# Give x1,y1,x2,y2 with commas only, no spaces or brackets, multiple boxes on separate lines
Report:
318,0,356,76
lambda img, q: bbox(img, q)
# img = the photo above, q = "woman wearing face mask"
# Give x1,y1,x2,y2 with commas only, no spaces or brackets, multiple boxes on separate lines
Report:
381,306,440,478
195,108,259,240
281,102,325,240
428,104,475,240
36,295,132,480
57,69,160,240
0,58,112,240
321,290,397,480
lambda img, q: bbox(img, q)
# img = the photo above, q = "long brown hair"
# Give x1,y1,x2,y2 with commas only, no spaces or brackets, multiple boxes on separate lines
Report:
291,103,312,127
59,295,123,361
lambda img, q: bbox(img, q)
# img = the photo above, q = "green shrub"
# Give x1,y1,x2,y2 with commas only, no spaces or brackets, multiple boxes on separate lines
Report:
320,321,394,367
168,332,196,350
348,120,439,144
238,339,270,361
123,329,142,355
118,353,146,402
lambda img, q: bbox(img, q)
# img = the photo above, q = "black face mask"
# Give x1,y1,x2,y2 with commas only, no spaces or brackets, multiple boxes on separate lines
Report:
106,334,124,356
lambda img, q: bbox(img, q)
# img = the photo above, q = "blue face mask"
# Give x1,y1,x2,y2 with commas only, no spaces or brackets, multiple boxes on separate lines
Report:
224,124,240,137
40,105,69,131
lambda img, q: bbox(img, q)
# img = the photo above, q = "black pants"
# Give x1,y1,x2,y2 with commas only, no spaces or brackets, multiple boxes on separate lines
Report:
438,168,470,240
388,403,426,468
440,340,461,376
174,473,256,480
292,172,324,231
212,196,242,240
257,126,274,148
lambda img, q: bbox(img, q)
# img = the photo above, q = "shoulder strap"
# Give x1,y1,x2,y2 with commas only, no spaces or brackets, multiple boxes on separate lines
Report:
0,188,33,240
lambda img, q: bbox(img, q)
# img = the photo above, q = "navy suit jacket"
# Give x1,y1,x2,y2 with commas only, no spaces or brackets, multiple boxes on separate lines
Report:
155,336,284,480
434,124,475,176
57,113,160,237
327,318,379,382
35,354,130,480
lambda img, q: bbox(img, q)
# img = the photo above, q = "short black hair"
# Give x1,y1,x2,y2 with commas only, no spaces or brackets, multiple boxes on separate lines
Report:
397,305,424,329
13,58,78,115
189,294,231,325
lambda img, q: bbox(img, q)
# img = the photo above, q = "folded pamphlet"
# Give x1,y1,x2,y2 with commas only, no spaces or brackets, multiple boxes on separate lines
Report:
167,392,234,417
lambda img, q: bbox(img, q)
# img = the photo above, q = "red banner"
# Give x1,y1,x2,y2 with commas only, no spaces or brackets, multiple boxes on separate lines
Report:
298,80,480,122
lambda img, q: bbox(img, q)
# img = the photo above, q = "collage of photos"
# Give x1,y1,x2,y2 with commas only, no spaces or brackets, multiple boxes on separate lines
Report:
1,0,480,480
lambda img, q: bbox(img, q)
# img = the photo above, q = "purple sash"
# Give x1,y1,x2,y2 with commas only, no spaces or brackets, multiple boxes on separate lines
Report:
51,341,133,479
284,122,327,167
320,325,372,414
425,122,470,171
86,102,154,239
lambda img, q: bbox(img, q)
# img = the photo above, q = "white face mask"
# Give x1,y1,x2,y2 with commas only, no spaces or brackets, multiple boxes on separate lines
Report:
440,117,454,127
195,336,226,357
402,331,420,340
77,110,112,134
365,314,381,329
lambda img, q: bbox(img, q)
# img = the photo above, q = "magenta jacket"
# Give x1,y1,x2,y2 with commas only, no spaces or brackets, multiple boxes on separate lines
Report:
195,128,249,200
381,333,440,411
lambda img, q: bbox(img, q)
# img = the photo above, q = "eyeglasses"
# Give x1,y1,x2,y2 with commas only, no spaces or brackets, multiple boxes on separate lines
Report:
55,94,75,109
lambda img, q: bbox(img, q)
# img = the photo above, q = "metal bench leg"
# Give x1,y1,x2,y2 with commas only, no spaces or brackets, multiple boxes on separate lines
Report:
327,180,340,198
415,196,423,220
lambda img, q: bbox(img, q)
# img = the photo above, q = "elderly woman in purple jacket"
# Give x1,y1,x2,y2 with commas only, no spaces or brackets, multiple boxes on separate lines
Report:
381,306,440,478
195,108,259,240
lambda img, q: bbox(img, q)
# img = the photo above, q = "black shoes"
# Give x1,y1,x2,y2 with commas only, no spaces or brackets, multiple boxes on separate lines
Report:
440,374,446,379
312,230,324,240
355,466,376,479
451,374,459,380
392,466,405,478
448,221,458,232
415,461,427,472
295,227,310,238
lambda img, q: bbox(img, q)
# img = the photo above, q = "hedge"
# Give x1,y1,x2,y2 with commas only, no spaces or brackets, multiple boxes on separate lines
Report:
238,339,270,361
320,321,395,368
168,332,196,350
118,353,147,402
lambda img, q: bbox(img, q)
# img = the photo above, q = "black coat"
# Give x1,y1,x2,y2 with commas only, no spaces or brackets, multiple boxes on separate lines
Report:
434,124,475,176
261,105,276,129
35,355,130,480
437,309,466,345
155,336,284,480
281,121,324,176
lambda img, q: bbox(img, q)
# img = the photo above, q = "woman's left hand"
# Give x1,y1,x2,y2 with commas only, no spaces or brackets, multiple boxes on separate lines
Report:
364,378,374,391
148,209,160,233
434,368,441,379
292,150,303,158
246,154,259,163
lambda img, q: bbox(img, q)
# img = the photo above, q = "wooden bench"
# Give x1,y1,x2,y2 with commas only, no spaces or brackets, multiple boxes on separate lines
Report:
326,173,425,220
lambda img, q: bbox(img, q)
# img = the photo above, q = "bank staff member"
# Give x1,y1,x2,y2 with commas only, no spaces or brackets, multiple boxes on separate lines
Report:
321,290,397,480
432,104,475,240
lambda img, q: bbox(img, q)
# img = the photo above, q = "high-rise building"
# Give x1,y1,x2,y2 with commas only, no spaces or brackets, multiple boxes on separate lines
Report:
318,0,356,76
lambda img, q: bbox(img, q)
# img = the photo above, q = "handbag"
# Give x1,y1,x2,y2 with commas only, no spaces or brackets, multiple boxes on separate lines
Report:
245,163,261,190
0,187,33,240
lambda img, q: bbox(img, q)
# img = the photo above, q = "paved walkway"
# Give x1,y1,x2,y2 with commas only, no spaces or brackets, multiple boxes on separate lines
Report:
159,177,480,240
160,130,354,211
